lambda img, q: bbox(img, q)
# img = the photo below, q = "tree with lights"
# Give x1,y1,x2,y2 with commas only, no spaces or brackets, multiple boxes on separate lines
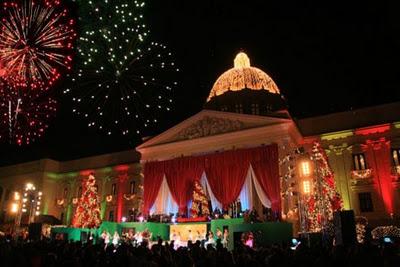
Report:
305,142,343,232
190,181,210,218
72,174,102,228
65,0,179,137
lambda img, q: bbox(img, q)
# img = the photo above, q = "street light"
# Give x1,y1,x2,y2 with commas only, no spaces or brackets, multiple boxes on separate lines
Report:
21,183,42,224
297,155,314,233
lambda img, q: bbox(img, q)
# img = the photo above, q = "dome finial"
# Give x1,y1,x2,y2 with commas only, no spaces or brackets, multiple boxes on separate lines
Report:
234,52,250,68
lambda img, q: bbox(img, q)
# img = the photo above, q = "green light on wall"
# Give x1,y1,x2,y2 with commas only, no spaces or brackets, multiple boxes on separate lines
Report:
394,122,400,129
100,167,113,173
66,205,72,225
46,172,59,180
321,130,353,141
42,202,49,215
101,201,107,220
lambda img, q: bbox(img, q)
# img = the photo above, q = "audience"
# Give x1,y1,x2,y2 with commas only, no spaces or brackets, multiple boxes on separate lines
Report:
0,234,398,267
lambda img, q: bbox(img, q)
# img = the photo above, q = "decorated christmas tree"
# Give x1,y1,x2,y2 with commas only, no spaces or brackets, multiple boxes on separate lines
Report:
305,142,343,232
72,174,102,228
190,181,210,218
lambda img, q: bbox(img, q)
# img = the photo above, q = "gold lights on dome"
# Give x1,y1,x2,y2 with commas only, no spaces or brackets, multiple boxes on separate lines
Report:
207,52,280,101
233,52,251,68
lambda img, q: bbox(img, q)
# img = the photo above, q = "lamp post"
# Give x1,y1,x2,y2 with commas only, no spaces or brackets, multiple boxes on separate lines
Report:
298,156,313,233
21,183,42,224
10,191,22,233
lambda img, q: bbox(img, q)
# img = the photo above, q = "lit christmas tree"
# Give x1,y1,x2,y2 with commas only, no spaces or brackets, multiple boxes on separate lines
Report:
72,173,102,228
190,181,210,218
305,142,343,232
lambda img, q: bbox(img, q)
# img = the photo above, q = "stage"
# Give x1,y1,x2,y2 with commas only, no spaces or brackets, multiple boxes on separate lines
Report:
51,219,293,250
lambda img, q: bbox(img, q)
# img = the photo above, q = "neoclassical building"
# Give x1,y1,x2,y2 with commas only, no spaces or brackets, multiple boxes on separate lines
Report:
0,150,142,226
0,52,399,231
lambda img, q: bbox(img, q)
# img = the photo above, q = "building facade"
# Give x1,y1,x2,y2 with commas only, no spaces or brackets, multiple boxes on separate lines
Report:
0,150,142,227
298,102,400,226
0,52,399,231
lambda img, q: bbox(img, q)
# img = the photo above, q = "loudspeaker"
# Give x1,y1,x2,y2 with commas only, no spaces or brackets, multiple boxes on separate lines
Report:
334,210,356,246
299,232,322,247
29,223,42,241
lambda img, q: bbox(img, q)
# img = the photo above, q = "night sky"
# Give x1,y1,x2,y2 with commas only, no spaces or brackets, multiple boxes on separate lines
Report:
1,0,400,166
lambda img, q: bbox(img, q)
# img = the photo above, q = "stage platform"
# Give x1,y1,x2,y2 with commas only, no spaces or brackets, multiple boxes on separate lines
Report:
51,219,292,250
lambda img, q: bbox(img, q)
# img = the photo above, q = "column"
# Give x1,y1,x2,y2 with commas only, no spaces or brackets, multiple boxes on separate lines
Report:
116,173,129,222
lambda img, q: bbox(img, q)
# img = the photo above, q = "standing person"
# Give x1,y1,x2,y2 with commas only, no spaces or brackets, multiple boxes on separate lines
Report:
222,228,229,248
205,231,215,248
112,231,120,246
236,198,242,217
188,229,193,242
216,228,222,241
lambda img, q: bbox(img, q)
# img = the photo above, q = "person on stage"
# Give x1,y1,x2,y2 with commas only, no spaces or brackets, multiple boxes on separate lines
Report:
170,229,177,242
205,231,215,248
222,228,229,248
216,228,222,241
142,228,152,246
188,229,193,242
195,230,202,242
112,231,120,246
135,231,143,245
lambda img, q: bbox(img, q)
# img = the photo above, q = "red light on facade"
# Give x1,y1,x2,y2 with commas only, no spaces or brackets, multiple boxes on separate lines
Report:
80,170,94,176
355,124,390,136
115,165,129,172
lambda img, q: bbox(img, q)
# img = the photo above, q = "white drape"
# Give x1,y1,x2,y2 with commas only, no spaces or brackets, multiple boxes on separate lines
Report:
249,164,272,208
150,176,179,215
239,167,253,210
200,172,222,211
151,166,272,214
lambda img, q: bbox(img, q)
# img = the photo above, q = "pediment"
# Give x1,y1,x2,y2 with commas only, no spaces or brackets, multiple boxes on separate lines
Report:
137,109,292,149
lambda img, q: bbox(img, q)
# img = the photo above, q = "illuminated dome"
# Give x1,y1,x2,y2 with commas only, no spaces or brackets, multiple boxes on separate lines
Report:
207,52,280,101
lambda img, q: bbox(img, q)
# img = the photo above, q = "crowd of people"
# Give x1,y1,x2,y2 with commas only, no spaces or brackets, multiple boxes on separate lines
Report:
0,233,399,267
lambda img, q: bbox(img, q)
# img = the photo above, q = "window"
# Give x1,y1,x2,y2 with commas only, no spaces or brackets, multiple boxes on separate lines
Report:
109,210,114,222
63,188,68,198
251,103,259,115
111,183,117,195
392,148,400,166
235,103,243,113
358,192,373,212
220,105,228,112
353,153,367,170
130,181,135,194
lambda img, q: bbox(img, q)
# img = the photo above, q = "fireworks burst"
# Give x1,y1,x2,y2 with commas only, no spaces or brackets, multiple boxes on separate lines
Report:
0,0,76,89
64,0,179,137
0,79,57,145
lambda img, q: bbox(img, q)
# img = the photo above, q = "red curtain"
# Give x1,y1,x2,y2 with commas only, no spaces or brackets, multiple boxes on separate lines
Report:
164,157,204,213
251,144,281,214
362,139,394,214
142,144,280,214
204,150,250,208
143,161,165,214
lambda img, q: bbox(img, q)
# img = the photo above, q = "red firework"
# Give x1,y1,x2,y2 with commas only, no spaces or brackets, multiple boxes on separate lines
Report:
0,79,57,145
0,0,75,90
